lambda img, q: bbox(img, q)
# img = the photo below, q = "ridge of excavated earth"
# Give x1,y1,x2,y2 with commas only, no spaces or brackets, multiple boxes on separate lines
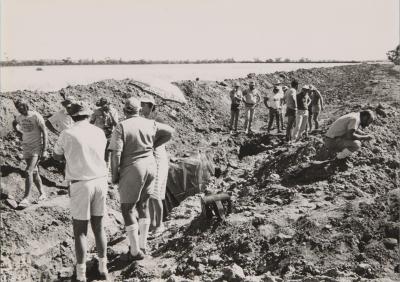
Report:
1,63,400,282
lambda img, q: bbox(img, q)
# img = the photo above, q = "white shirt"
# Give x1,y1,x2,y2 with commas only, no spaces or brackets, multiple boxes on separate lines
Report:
266,88,284,109
54,120,107,181
326,112,360,138
48,108,74,133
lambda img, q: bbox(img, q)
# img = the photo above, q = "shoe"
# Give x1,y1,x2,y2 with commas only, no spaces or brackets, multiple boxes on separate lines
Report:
121,250,145,262
18,198,30,208
153,225,166,236
38,193,47,201
97,272,109,281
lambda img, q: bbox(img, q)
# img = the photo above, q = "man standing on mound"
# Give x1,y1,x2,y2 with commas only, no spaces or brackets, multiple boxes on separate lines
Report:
53,102,109,281
109,97,174,260
13,100,48,207
324,110,375,159
243,81,261,134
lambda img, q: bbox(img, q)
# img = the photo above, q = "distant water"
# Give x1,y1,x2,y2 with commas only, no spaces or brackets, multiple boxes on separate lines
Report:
1,63,355,99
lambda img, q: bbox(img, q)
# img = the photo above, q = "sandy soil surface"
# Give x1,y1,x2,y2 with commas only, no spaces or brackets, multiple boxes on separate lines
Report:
1,63,399,281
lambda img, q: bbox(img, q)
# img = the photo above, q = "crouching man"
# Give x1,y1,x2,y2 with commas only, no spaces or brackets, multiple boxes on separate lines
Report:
324,110,375,159
53,102,109,282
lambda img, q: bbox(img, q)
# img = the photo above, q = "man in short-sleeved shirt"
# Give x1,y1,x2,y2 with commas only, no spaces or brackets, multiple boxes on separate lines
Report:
109,97,174,261
325,110,375,159
53,102,109,281
242,81,261,134
13,100,48,207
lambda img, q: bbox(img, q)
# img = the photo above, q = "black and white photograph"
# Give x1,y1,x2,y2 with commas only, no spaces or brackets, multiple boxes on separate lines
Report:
0,0,399,281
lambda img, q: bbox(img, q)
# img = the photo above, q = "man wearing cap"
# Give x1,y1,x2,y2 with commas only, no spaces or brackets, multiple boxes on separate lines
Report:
53,102,109,281
242,81,261,134
90,97,119,165
109,97,174,260
229,82,243,133
308,85,324,131
264,85,284,133
140,95,170,236
324,110,375,159
292,85,311,141
13,100,48,207
46,95,75,135
284,80,299,142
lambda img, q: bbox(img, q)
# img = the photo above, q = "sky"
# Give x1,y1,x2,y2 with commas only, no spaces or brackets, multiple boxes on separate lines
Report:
0,0,399,61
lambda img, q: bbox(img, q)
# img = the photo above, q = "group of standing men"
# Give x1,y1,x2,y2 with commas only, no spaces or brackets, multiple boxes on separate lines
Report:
13,95,174,281
229,79,324,142
228,78,376,159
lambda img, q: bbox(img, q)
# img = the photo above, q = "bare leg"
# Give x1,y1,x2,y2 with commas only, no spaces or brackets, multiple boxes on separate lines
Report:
23,156,40,199
90,216,107,259
149,199,156,228
33,171,44,195
313,111,320,129
73,219,89,264
234,110,239,131
153,199,163,228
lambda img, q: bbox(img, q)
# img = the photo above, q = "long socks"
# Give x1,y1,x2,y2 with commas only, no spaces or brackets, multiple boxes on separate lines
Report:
126,223,140,255
138,218,151,251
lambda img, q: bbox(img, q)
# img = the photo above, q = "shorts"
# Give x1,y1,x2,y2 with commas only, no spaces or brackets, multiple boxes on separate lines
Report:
119,156,156,204
231,103,240,111
311,105,321,114
70,176,108,220
22,143,42,159
285,108,296,117
149,154,169,200
324,137,361,153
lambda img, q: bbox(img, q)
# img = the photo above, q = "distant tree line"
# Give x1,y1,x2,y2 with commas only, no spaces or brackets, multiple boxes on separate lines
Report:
387,45,400,65
0,57,362,66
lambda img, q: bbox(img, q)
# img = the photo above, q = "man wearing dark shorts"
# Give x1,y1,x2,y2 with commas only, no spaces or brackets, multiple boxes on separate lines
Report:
284,79,299,142
109,97,174,260
229,82,242,133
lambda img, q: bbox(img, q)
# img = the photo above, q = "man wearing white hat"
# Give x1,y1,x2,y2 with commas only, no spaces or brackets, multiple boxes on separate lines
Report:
53,102,109,281
109,97,174,261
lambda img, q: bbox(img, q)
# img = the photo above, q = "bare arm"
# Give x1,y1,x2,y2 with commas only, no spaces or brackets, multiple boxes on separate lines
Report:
12,119,23,136
111,151,121,184
154,123,174,148
45,120,60,135
346,129,372,141
38,121,48,157
316,90,324,110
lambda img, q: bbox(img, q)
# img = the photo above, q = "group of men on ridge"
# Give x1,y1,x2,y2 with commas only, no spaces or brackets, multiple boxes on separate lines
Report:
228,79,375,159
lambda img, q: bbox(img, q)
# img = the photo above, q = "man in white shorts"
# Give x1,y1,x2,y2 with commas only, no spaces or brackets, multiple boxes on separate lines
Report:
53,102,109,282
13,100,48,208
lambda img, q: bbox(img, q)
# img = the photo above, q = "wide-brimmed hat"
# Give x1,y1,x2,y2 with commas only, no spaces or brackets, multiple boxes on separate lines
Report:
61,96,76,106
140,95,156,105
69,102,92,116
302,85,311,90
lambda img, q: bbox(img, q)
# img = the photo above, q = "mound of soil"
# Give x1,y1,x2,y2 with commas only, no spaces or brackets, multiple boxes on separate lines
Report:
1,63,400,281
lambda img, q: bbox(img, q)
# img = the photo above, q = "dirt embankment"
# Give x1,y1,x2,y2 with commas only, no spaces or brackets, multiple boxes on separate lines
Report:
1,63,399,281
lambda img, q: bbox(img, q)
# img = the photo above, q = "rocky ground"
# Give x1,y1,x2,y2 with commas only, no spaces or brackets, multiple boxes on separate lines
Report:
1,63,399,282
